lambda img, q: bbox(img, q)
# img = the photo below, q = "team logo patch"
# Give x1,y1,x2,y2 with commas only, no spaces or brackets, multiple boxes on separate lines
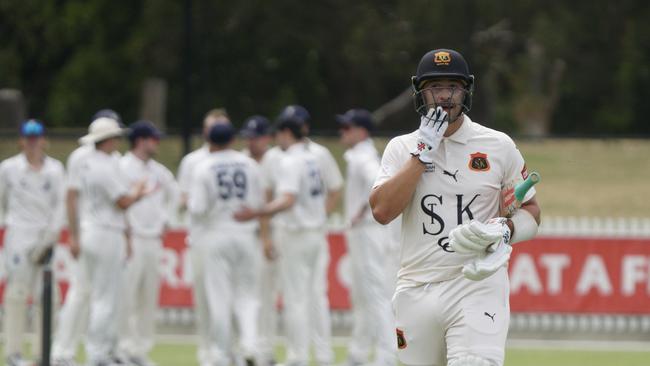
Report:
469,152,490,171
434,51,451,65
396,328,407,349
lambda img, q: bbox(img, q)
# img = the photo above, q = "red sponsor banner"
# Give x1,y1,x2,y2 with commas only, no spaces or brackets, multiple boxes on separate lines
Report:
1,229,649,314
508,236,650,314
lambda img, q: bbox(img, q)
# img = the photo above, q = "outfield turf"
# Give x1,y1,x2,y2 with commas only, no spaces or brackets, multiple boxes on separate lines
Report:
3,342,650,366
0,136,648,218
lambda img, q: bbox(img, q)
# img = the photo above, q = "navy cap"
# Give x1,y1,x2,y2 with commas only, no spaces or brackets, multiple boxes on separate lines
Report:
336,108,374,131
276,105,311,125
20,119,46,137
128,120,162,143
240,115,271,138
92,109,122,124
209,123,236,145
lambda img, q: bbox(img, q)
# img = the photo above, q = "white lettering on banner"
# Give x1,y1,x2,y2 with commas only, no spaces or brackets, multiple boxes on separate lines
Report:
576,255,613,295
160,248,180,287
337,253,352,288
539,254,570,295
510,254,543,294
182,248,193,284
621,255,648,296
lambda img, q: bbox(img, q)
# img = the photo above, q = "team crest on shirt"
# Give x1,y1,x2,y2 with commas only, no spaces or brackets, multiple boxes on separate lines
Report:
396,328,407,349
469,152,490,171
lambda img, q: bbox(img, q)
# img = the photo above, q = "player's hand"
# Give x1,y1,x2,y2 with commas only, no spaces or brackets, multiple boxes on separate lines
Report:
69,236,81,259
410,107,448,164
462,240,512,281
233,206,258,222
449,218,511,254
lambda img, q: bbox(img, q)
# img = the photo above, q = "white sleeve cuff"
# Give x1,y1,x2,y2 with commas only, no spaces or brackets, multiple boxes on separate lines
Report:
510,209,539,244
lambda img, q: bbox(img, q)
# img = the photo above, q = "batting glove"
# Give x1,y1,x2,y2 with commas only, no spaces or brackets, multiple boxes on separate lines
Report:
462,239,513,281
449,217,511,255
410,107,448,164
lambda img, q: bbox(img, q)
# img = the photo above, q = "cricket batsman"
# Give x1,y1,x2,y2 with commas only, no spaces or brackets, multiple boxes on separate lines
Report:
369,49,541,366
0,120,65,366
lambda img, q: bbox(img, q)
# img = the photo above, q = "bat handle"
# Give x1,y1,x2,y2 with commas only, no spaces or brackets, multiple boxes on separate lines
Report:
514,172,541,202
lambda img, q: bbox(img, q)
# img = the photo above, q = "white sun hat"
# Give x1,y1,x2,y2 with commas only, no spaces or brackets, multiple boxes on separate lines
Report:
79,117,128,145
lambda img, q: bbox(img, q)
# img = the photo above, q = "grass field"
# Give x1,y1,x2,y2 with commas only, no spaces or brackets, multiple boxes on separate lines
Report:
1,135,648,217
4,341,650,366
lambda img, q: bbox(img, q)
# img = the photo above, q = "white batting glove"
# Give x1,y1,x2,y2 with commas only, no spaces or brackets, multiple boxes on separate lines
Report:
410,107,448,164
449,218,511,254
462,240,513,281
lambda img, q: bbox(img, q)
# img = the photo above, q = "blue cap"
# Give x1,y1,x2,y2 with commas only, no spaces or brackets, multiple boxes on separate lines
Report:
336,108,374,131
92,109,122,124
276,105,311,125
128,120,162,143
20,119,46,137
241,115,271,138
209,123,236,145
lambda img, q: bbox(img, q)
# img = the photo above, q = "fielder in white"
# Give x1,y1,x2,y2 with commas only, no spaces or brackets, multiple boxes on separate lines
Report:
336,109,396,366
235,115,331,366
66,117,148,366
240,115,283,366
369,49,541,366
279,105,343,366
188,123,266,366
119,121,178,366
176,108,230,365
52,109,123,366
0,120,65,366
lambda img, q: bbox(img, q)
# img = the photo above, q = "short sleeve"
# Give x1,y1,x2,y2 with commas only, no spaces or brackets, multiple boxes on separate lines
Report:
177,154,193,194
319,149,343,191
373,137,404,189
66,149,84,190
276,156,300,195
187,169,209,216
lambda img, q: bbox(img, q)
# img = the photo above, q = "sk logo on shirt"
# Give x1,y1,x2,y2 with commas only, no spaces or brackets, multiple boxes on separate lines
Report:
417,142,426,152
469,152,490,171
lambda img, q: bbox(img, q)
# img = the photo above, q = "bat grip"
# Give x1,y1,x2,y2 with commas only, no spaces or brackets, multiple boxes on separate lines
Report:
514,172,540,202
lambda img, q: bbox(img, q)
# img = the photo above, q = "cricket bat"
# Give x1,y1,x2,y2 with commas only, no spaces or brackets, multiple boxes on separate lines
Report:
500,171,541,217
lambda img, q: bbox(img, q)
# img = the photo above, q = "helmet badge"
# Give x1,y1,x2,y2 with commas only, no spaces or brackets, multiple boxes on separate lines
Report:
434,51,451,65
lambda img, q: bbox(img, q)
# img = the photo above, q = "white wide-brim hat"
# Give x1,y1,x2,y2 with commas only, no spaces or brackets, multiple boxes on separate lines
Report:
79,117,128,145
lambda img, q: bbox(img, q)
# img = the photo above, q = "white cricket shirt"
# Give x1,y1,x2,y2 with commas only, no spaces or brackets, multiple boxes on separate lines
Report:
66,143,120,190
274,142,328,230
304,139,344,192
177,144,210,195
0,153,65,232
374,115,536,286
343,138,381,225
119,152,178,237
188,149,265,234
79,150,129,230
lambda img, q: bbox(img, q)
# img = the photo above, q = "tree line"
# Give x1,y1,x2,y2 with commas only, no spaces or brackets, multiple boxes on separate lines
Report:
1,0,648,136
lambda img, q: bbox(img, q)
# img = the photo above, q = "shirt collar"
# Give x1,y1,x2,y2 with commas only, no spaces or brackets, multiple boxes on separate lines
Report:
287,141,306,154
445,114,473,145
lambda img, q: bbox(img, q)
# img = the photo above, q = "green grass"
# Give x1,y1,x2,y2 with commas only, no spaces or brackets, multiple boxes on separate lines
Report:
4,342,650,366
1,136,649,217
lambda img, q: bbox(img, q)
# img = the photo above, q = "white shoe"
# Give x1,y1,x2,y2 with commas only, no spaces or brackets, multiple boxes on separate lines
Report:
52,357,79,366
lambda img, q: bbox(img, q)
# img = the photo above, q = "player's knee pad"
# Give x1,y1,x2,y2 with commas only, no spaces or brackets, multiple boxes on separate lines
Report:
448,354,497,366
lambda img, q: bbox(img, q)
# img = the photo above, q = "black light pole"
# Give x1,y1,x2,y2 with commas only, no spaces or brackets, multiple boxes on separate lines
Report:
182,0,193,156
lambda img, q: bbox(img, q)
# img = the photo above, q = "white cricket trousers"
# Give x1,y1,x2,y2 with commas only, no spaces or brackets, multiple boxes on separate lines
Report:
275,227,332,366
51,253,90,359
345,224,396,366
257,254,280,365
392,267,510,366
194,229,262,366
2,226,58,359
119,234,161,358
78,226,127,364
189,236,212,365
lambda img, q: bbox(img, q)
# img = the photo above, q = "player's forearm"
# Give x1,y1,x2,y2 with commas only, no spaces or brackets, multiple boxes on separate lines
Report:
66,189,80,241
370,156,425,225
325,189,341,215
260,193,296,216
